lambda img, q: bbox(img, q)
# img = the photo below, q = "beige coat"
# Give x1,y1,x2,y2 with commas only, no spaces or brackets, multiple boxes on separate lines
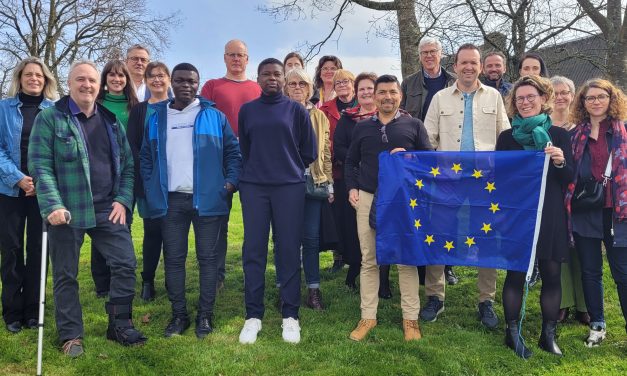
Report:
424,82,510,151
307,105,333,185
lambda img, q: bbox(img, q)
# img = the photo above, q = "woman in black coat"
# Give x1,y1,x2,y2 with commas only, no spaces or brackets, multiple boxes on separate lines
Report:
496,75,573,358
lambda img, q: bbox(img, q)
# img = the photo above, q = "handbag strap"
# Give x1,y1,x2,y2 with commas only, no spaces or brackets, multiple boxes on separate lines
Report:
602,151,612,187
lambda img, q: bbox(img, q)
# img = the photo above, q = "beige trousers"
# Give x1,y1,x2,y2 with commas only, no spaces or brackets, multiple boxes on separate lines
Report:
425,265,497,302
356,191,420,320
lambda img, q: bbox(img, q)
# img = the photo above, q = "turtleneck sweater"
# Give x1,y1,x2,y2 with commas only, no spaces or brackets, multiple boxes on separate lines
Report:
102,92,130,131
19,92,44,174
238,92,318,184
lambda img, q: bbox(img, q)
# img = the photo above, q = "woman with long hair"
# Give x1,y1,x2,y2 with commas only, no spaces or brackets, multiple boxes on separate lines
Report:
567,78,627,347
0,57,57,333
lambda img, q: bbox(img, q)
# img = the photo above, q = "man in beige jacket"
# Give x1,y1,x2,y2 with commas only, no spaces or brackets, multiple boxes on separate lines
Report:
421,43,510,329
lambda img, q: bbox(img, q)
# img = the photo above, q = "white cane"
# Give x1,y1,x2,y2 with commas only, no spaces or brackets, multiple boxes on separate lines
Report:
37,211,71,376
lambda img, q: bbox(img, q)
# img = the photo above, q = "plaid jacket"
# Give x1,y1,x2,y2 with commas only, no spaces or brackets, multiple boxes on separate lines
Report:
28,96,134,228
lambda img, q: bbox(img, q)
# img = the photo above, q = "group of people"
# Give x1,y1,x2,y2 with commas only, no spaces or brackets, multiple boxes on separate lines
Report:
0,36,626,361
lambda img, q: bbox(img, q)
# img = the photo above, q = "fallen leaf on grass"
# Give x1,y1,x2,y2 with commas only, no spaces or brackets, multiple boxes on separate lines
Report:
142,313,151,324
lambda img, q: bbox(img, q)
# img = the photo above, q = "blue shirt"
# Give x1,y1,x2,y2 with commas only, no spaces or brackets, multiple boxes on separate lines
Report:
460,91,476,151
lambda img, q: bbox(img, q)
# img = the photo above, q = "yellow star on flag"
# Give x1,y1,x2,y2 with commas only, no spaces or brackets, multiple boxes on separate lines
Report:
465,237,476,247
414,219,422,229
489,202,500,214
472,169,483,179
444,240,455,252
481,223,492,234
430,167,440,177
415,179,424,189
485,182,496,193
424,234,435,245
409,198,417,209
451,163,462,174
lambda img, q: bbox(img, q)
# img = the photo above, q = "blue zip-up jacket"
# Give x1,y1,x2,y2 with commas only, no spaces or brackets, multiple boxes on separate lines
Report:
139,96,242,219
0,94,54,196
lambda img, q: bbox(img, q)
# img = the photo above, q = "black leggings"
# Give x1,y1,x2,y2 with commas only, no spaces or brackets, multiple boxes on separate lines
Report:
503,259,561,322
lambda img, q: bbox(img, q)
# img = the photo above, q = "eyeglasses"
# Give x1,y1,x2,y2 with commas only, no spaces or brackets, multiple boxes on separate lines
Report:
584,94,610,104
127,56,149,64
515,94,539,104
147,74,167,81
287,81,308,88
419,49,440,57
321,66,338,72
225,53,247,59
334,79,351,87
555,90,571,97
380,125,388,143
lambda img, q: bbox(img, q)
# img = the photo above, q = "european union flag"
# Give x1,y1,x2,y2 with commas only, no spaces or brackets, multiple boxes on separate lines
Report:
376,151,549,274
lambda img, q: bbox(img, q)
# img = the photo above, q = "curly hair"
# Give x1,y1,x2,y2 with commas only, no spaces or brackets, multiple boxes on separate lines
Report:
570,78,627,125
506,74,554,118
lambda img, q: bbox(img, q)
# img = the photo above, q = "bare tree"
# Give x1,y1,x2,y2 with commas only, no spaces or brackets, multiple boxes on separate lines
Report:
576,0,627,90
259,0,429,78
460,0,595,81
0,0,180,96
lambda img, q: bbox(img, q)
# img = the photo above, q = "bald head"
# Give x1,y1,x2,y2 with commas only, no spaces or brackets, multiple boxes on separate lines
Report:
223,39,249,80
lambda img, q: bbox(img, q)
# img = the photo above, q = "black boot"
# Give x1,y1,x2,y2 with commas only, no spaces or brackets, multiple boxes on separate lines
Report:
505,320,532,359
140,281,155,301
105,302,148,346
378,265,392,299
538,320,563,356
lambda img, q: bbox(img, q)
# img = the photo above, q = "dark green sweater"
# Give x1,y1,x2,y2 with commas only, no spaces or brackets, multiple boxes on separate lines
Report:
102,93,129,131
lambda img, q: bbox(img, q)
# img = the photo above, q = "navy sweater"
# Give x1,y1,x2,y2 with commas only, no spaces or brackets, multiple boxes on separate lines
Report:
238,93,317,184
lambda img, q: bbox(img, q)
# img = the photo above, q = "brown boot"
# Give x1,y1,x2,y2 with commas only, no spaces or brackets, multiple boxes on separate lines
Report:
402,319,422,341
349,319,377,341
305,288,324,310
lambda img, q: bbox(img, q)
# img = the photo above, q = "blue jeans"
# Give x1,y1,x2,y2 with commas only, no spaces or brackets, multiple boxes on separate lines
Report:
162,193,223,316
302,198,322,288
575,209,627,329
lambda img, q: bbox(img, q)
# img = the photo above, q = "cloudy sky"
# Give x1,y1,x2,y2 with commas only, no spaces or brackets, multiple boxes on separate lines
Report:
151,0,403,82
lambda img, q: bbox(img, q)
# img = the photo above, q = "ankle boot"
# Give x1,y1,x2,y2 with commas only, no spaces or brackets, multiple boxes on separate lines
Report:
538,320,562,356
378,265,392,299
505,320,532,359
105,302,148,346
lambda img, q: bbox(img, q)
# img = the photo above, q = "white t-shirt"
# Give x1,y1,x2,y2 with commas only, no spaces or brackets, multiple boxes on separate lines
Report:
166,99,200,193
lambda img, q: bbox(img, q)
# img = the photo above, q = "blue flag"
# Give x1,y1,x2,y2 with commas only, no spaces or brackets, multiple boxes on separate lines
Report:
376,151,548,274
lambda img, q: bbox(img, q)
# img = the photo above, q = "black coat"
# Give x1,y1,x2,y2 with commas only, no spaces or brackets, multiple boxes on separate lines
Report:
496,126,574,262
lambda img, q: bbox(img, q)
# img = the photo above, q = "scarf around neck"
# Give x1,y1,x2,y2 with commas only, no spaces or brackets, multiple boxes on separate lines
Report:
564,118,627,244
511,113,553,150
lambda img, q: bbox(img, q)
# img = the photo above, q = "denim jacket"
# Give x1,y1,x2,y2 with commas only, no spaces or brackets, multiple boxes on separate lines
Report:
0,94,55,196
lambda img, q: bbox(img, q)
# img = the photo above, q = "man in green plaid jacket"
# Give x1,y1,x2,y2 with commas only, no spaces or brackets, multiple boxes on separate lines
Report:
28,60,147,357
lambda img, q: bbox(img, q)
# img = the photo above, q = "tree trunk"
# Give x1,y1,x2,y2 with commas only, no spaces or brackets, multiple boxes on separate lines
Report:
606,38,627,91
395,0,421,78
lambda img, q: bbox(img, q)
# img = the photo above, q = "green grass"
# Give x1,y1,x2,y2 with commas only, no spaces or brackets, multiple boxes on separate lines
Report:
1,194,626,375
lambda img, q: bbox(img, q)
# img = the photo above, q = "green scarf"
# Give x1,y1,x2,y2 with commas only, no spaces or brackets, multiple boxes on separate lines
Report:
511,113,552,150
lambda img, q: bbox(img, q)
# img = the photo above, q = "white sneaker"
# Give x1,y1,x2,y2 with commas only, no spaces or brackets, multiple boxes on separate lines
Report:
585,326,606,347
239,318,262,344
282,317,301,344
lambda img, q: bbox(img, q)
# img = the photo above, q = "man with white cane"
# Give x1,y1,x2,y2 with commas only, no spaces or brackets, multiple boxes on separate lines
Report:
29,60,147,358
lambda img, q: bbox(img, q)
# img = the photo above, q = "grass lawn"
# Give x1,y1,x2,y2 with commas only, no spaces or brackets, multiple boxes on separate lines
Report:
1,194,626,375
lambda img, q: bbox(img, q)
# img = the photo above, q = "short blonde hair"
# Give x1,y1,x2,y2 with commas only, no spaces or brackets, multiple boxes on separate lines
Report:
332,69,355,84
7,57,58,100
285,68,313,101
506,74,554,117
